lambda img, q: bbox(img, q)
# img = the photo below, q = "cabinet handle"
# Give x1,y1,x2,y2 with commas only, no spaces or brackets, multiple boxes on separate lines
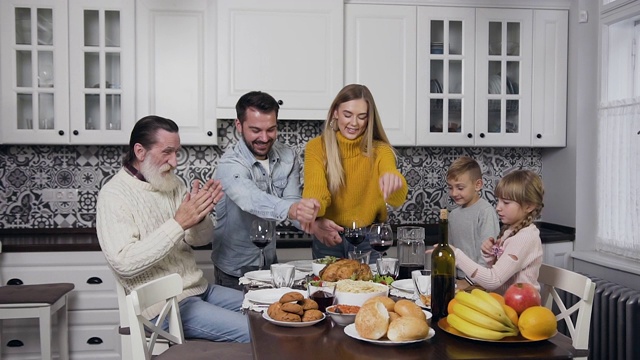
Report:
536,134,542,139
86,277,103,284
479,133,485,138
277,100,283,105
7,278,24,285
87,337,103,345
207,131,213,136
467,133,472,138
73,130,79,135
58,130,65,136
7,340,24,347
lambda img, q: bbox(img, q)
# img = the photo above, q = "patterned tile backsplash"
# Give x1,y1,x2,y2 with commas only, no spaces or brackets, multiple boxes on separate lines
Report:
0,120,541,229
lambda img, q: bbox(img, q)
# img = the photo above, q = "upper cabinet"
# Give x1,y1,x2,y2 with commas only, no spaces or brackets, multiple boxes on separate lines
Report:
216,0,343,120
136,0,218,145
0,0,134,145
345,3,568,147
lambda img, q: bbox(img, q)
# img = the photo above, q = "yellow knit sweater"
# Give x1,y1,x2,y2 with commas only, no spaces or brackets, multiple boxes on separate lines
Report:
303,132,408,227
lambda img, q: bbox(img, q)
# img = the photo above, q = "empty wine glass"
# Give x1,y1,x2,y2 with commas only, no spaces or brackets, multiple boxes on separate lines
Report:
343,221,367,252
369,223,394,258
250,219,274,270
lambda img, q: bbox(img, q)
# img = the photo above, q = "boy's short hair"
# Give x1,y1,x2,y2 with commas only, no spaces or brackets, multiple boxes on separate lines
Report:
447,156,482,182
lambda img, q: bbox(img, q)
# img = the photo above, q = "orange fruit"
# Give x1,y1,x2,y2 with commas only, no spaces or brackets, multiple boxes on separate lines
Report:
489,292,506,306
447,298,458,314
502,304,519,327
518,306,557,340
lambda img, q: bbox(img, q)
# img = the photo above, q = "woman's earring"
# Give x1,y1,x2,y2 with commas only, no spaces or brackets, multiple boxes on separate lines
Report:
330,118,338,131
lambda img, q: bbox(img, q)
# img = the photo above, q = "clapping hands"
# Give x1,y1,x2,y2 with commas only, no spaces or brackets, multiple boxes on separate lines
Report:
175,179,223,230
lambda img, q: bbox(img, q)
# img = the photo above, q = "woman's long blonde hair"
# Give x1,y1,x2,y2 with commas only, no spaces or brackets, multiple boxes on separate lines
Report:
495,170,545,239
322,84,392,194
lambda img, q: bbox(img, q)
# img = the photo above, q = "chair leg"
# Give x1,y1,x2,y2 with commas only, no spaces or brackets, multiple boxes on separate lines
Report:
0,319,4,360
57,300,70,360
39,308,52,360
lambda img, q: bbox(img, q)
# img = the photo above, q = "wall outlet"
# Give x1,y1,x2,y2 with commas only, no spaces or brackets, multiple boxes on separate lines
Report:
42,189,78,202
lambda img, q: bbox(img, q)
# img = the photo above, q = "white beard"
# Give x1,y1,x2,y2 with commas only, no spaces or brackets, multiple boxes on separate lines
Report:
139,160,181,192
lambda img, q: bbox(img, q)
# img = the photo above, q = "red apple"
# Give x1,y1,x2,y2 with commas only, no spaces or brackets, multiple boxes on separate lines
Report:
504,283,541,315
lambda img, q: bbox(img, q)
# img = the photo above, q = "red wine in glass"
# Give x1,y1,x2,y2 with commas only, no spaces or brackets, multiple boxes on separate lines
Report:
371,242,391,253
311,290,335,312
251,220,274,270
251,239,270,249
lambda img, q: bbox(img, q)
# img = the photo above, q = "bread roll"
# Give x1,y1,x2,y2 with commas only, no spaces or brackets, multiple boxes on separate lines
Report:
387,317,430,341
388,311,400,323
362,296,395,312
394,299,426,322
355,301,389,340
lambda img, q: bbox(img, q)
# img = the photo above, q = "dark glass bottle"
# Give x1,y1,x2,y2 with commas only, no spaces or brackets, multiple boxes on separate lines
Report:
430,209,456,322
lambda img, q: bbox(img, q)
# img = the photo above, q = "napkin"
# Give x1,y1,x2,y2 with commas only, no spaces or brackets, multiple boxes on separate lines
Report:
389,288,417,300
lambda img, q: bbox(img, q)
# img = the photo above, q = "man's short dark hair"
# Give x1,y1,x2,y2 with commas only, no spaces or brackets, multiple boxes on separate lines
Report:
235,91,280,124
123,115,179,165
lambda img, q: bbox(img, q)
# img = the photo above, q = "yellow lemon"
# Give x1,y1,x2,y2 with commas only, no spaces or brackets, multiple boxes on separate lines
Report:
502,304,519,328
518,306,557,340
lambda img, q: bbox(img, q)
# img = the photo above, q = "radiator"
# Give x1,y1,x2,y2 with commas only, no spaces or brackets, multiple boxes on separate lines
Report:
558,276,640,360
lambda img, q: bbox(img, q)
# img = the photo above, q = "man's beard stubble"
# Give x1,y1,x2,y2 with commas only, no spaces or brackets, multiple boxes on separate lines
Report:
139,159,182,192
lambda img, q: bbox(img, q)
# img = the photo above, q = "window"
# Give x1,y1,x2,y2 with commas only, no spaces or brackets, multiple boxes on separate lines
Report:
596,3,640,260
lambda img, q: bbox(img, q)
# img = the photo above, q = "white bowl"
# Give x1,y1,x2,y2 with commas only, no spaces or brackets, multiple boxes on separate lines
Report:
334,280,389,306
326,305,359,326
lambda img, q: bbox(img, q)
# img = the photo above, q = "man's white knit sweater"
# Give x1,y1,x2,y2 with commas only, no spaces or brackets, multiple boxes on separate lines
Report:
97,169,214,318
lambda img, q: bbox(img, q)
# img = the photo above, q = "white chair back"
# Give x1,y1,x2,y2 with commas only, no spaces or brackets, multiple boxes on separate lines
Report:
538,263,596,353
125,273,184,360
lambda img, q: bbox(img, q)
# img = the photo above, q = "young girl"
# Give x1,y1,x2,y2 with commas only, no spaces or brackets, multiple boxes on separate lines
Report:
302,84,408,260
452,169,545,294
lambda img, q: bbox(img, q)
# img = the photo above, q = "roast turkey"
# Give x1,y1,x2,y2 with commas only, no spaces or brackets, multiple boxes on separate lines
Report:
319,259,373,282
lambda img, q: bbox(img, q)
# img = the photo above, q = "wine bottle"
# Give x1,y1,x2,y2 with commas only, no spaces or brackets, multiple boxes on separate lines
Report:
430,208,456,322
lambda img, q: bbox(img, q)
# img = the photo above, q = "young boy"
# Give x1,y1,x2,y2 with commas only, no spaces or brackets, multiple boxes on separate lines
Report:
446,156,500,269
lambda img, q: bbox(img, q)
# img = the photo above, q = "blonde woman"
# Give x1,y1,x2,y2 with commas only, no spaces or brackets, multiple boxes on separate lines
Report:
302,84,408,260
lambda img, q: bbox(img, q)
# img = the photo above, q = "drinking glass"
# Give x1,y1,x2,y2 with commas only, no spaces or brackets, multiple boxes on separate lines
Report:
412,269,431,303
369,223,394,258
348,250,371,264
376,257,400,280
250,219,274,270
270,264,295,288
343,221,367,252
307,282,337,312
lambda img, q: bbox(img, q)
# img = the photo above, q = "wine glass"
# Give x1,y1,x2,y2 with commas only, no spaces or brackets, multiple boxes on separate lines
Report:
343,221,366,252
250,219,274,270
369,223,394,258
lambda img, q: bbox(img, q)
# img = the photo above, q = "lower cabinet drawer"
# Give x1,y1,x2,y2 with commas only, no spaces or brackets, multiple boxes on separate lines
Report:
0,310,120,359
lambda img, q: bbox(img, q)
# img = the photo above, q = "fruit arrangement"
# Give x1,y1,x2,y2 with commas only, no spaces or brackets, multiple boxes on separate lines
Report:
446,285,557,341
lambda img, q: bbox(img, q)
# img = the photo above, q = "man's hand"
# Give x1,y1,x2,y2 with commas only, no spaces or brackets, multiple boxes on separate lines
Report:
174,179,222,230
379,172,403,201
290,198,320,231
309,218,344,246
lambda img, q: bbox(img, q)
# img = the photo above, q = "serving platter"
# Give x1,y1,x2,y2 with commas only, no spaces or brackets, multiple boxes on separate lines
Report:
244,269,306,283
344,324,435,346
438,318,556,343
245,288,306,305
262,311,325,327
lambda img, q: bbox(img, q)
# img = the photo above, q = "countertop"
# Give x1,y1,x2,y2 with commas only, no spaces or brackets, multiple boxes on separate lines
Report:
0,222,574,253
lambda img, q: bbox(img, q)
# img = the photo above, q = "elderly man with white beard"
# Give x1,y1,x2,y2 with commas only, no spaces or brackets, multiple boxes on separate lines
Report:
96,115,250,343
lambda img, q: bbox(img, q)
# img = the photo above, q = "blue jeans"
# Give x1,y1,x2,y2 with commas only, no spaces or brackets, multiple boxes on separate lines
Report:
174,284,250,343
312,233,381,264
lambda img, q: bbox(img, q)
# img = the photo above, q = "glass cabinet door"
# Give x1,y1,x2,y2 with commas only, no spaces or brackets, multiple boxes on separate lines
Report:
475,9,532,146
417,7,475,146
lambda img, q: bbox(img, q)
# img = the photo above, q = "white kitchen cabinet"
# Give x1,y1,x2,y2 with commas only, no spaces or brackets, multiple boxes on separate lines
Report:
0,0,135,145
136,0,218,145
345,4,416,146
0,249,214,359
345,3,568,147
543,241,573,269
217,0,343,120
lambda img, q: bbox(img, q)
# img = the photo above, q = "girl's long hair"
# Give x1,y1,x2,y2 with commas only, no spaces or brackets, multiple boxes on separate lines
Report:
495,170,545,239
321,84,392,194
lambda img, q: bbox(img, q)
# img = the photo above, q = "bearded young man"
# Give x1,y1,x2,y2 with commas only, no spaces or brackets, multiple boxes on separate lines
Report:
212,91,319,289
96,116,250,343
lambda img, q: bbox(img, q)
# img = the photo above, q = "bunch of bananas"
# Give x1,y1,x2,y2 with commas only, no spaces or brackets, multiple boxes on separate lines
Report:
447,289,518,340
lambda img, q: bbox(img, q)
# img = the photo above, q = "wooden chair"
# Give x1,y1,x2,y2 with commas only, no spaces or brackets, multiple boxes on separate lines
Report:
0,283,74,360
125,273,252,360
538,263,596,358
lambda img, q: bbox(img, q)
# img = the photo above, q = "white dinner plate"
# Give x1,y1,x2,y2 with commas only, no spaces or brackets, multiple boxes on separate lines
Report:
390,279,415,293
262,310,325,327
244,270,307,283
286,260,313,272
244,288,306,305
344,324,435,346
415,298,431,310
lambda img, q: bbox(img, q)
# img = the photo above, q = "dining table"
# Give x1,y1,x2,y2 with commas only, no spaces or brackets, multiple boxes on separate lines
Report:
247,309,585,360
